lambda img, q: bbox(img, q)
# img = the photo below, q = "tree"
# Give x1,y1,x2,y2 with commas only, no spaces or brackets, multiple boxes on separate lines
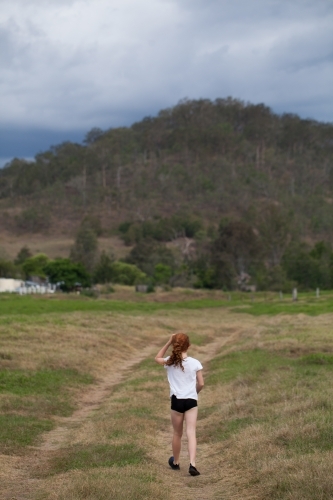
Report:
15,246,32,266
79,214,103,237
154,263,172,285
93,251,115,284
84,127,104,145
281,242,326,290
22,254,49,279
0,259,20,278
125,239,176,277
44,258,91,291
70,225,98,273
212,220,260,276
193,249,236,290
258,205,293,267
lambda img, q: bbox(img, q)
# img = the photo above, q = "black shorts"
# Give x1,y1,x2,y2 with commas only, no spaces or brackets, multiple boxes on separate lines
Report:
171,395,198,413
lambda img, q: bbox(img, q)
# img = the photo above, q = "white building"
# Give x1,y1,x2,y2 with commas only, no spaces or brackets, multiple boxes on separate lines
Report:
0,278,25,293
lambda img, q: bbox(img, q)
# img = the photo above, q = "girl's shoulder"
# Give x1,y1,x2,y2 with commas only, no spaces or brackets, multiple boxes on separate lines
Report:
187,355,201,362
186,356,203,368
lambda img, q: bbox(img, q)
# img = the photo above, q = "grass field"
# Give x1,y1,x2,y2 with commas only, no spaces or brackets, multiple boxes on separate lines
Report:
1,288,333,499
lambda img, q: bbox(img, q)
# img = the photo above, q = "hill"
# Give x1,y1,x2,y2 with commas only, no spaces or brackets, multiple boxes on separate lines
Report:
1,97,332,238
1,97,333,291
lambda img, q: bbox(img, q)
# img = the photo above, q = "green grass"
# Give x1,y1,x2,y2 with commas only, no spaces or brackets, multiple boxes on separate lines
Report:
233,295,333,316
214,416,257,441
205,348,333,459
207,348,333,385
2,291,333,319
0,393,74,417
128,406,155,418
0,368,93,396
0,414,53,452
137,358,161,371
298,353,333,366
0,368,94,419
206,348,291,384
186,331,211,345
45,444,145,474
277,424,333,455
35,469,165,500
0,294,231,317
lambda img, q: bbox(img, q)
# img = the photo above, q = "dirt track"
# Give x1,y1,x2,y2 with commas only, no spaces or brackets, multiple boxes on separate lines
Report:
1,326,255,500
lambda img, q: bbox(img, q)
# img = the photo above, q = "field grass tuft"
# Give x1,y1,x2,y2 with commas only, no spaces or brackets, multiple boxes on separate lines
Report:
0,352,12,360
298,353,333,365
0,368,93,396
0,414,53,452
44,444,146,475
206,348,290,384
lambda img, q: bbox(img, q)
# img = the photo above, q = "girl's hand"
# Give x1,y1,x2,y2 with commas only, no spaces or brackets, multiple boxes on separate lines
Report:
169,333,176,344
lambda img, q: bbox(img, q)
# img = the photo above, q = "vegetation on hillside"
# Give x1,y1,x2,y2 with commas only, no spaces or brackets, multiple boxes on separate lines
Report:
1,97,333,291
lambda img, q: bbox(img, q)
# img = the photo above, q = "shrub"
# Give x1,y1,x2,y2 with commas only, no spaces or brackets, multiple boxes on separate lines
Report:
153,264,172,285
15,207,50,233
119,215,203,245
93,257,147,286
44,258,91,291
108,262,147,286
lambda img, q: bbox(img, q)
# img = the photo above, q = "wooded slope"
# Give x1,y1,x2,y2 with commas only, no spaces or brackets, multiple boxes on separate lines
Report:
1,97,333,240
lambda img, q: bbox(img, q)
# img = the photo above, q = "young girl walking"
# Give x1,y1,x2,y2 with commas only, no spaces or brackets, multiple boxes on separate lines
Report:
155,333,204,476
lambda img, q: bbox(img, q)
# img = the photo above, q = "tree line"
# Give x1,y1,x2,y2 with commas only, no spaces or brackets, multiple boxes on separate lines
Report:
2,212,333,292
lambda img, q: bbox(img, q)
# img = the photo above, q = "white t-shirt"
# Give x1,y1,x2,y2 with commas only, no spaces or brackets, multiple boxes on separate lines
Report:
164,356,203,400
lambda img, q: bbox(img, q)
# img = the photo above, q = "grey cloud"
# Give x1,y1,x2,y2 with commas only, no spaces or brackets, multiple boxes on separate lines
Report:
0,0,332,161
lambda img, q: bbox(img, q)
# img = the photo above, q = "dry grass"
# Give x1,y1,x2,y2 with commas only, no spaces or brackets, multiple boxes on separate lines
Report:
0,232,129,260
1,304,333,499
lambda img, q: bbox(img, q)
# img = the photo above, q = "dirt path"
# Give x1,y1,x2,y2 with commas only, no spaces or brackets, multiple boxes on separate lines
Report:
151,329,251,500
1,343,159,500
2,329,247,500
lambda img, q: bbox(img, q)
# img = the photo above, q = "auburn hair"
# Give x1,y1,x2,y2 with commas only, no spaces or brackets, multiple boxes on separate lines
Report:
165,333,190,372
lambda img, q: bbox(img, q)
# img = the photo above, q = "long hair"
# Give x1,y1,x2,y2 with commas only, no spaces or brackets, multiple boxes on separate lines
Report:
165,333,190,372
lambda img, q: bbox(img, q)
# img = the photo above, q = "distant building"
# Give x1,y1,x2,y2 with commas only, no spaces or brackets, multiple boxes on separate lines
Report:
0,278,55,294
0,278,24,293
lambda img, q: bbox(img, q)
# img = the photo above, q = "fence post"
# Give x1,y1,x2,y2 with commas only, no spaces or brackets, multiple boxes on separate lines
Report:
292,288,298,302
279,291,283,300
316,288,320,298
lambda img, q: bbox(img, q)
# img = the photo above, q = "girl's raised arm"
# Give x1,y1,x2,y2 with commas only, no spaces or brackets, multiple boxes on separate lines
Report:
155,334,175,365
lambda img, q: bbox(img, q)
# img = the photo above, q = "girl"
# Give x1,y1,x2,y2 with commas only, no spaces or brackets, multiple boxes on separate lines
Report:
155,333,204,476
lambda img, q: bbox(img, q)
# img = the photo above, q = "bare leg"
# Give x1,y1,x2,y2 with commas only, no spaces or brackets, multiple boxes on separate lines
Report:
171,410,184,464
184,406,198,466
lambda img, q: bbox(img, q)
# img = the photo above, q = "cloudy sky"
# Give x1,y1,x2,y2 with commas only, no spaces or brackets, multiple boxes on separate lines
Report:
1,0,332,166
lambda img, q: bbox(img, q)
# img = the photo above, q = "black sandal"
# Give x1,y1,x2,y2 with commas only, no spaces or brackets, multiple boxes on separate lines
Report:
168,456,180,470
189,463,200,476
